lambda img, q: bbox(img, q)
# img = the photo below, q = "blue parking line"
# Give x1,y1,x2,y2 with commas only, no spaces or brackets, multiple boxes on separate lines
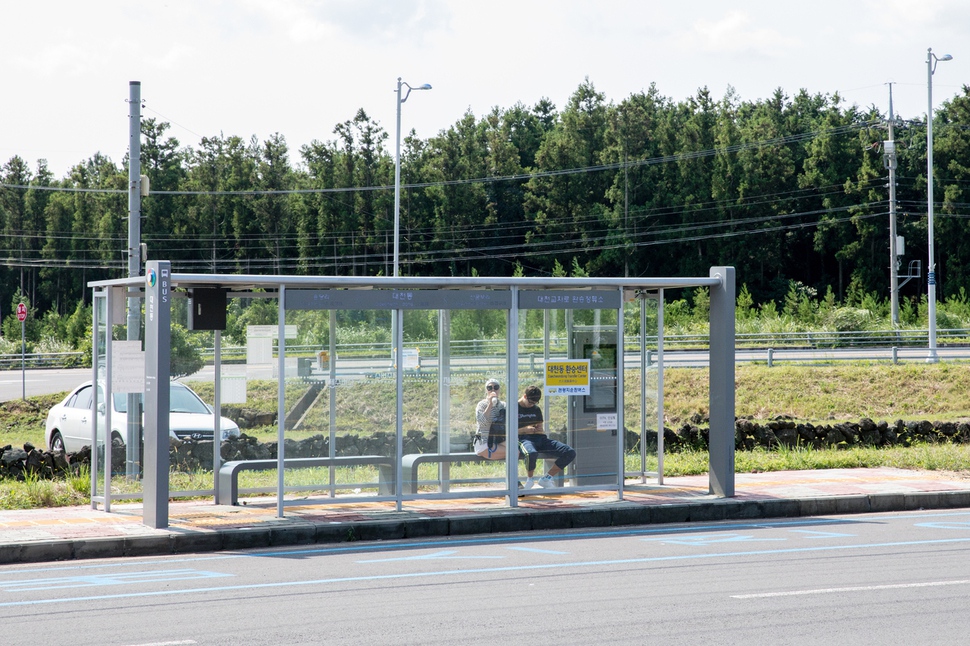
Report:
3,536,970,608
507,546,569,554
3,511,969,578
0,569,231,592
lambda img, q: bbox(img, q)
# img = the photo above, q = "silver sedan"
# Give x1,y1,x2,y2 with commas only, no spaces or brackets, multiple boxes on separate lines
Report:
45,381,240,453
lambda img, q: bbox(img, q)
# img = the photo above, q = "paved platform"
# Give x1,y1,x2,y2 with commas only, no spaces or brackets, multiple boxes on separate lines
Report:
2,467,970,565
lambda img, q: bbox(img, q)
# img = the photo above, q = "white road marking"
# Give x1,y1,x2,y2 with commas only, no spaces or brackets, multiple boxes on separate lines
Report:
733,579,970,599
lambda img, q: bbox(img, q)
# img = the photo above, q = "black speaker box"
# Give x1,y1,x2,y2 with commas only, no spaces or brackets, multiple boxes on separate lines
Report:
188,288,227,331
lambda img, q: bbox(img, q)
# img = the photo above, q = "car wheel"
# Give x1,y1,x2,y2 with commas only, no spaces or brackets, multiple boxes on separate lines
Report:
50,431,65,453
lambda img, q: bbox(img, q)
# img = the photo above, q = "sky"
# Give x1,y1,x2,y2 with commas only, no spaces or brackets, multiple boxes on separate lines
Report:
1,0,968,180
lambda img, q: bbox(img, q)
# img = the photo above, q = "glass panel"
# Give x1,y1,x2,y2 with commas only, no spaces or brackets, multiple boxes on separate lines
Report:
516,307,623,488
269,306,397,499
624,296,661,480
92,293,107,501
109,290,147,501
406,307,511,495
558,308,620,487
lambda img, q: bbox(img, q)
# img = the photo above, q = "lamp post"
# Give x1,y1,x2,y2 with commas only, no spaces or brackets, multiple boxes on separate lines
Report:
393,78,431,277
926,48,952,363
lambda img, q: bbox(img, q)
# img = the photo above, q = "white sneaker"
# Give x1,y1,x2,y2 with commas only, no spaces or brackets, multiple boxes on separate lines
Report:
538,475,555,488
523,477,535,490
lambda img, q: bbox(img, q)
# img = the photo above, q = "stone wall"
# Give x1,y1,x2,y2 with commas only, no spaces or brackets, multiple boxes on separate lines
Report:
3,416,969,479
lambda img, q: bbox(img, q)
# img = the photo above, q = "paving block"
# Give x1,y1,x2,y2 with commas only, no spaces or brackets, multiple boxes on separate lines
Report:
651,504,691,525
530,510,572,531
403,517,450,539
757,499,801,519
354,520,406,541
20,540,74,564
221,526,272,550
569,508,611,528
124,534,174,557
270,523,317,546
834,495,871,514
315,523,357,544
73,538,126,561
448,515,492,536
610,505,652,527
172,531,224,554
491,512,533,533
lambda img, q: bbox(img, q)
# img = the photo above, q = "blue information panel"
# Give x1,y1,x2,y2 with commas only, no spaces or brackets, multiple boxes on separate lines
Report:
519,290,620,310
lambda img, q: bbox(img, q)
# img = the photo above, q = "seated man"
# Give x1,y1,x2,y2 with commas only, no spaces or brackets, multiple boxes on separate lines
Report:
517,385,575,489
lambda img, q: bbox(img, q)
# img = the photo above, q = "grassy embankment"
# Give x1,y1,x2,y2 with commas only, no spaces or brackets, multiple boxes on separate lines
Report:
2,362,970,508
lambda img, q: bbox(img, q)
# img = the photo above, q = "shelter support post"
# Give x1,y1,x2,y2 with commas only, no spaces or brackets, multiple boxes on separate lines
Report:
708,266,735,497
143,260,172,528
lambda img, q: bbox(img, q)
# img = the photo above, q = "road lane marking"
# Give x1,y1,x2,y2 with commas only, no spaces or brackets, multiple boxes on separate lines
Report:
643,533,787,546
507,546,569,554
6,512,967,578
4,536,970,608
732,579,970,599
358,550,498,563
0,569,230,592
916,521,970,530
789,529,856,538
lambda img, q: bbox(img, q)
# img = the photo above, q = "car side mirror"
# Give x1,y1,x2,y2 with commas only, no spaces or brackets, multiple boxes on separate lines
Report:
98,402,106,415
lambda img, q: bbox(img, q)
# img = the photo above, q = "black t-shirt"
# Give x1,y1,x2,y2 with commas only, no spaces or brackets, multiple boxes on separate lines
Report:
517,402,543,429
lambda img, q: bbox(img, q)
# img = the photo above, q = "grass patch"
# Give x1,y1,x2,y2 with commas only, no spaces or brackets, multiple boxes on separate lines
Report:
0,468,91,509
650,442,970,476
662,363,970,424
2,442,969,509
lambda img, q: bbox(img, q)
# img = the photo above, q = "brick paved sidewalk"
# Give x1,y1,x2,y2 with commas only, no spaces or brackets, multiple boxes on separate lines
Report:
1,467,968,564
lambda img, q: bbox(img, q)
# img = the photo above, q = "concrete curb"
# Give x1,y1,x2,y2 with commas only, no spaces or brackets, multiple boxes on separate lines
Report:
3,491,970,566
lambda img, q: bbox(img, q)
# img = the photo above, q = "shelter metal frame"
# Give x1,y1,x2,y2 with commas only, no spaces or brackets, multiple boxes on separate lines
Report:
89,267,735,529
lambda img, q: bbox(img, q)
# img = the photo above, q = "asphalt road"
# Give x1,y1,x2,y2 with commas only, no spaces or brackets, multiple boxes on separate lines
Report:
1,509,969,645
0,367,90,402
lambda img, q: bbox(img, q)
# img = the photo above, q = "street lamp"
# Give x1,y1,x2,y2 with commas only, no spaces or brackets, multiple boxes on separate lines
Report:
926,48,952,363
393,78,432,277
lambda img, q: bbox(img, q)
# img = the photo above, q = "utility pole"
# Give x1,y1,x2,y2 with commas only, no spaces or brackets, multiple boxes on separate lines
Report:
884,83,901,326
127,81,143,478
128,81,142,329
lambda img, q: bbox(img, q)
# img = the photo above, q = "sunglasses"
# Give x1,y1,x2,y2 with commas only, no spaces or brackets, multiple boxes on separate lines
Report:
527,395,540,403
486,384,500,391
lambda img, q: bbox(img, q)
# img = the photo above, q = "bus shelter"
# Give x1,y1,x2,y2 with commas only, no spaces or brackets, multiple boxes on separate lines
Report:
89,263,735,528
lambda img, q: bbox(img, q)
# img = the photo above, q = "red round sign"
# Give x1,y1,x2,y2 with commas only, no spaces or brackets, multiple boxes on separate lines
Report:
16,303,27,322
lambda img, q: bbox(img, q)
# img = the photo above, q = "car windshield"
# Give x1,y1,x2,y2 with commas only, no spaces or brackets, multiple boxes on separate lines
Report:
113,385,211,415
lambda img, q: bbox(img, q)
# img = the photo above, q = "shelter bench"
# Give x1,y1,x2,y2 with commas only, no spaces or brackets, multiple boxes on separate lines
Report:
217,456,395,505
401,451,561,494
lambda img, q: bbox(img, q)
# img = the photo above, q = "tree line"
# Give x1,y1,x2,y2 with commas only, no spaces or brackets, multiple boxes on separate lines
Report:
2,78,970,328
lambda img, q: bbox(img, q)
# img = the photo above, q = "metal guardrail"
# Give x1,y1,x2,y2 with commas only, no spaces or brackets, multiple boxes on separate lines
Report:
0,351,85,370
198,328,970,358
4,329,969,371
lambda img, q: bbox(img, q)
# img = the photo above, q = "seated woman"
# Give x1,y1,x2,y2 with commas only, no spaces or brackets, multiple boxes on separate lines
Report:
473,378,508,459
